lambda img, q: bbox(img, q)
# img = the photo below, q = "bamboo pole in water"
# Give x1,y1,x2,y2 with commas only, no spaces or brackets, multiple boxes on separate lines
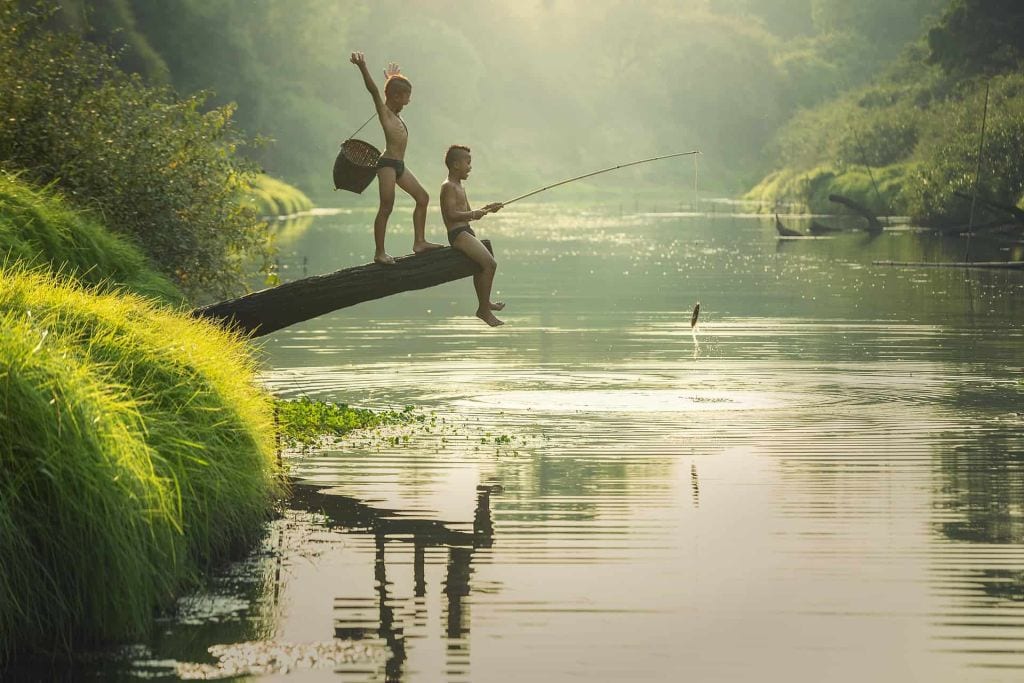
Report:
965,81,990,262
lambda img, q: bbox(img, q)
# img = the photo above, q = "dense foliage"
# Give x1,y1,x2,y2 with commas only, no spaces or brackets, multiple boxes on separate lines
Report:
0,1,268,298
927,0,1024,76
748,1,1024,226
42,0,947,197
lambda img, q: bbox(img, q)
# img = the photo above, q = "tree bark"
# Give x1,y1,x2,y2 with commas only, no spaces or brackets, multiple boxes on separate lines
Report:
193,241,493,337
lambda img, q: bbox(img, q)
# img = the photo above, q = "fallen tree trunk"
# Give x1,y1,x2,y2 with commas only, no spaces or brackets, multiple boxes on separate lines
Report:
828,194,883,232
193,241,493,336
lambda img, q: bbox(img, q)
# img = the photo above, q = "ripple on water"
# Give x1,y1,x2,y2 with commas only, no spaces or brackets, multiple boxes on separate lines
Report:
456,388,790,413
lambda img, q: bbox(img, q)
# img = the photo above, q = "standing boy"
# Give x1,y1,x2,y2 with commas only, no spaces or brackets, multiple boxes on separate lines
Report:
440,145,505,327
350,51,441,264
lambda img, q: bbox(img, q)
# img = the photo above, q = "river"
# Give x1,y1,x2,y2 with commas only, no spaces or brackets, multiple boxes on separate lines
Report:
127,203,1024,680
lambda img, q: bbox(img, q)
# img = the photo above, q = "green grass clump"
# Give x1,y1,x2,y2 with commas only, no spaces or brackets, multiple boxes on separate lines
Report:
0,171,183,303
276,397,417,450
0,266,282,658
245,174,314,217
744,163,913,215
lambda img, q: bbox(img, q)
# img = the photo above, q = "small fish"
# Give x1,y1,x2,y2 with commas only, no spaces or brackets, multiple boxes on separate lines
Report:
690,302,700,328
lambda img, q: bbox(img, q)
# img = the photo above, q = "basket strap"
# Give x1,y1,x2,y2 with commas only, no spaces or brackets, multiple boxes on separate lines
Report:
345,113,376,142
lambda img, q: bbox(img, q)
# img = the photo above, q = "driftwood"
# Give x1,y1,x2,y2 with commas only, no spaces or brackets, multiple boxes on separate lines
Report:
828,194,883,232
193,241,493,336
774,213,803,237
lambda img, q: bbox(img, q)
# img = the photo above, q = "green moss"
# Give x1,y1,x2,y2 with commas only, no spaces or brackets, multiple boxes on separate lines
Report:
0,266,281,658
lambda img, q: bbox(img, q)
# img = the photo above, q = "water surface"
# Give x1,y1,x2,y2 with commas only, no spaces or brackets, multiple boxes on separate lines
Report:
142,205,1024,680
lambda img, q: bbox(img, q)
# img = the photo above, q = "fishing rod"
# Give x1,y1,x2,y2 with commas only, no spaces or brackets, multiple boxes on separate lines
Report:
499,150,701,207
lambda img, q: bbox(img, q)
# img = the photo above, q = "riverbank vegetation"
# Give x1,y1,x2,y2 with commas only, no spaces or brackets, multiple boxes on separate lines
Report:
0,171,183,302
0,2,291,660
747,1,1024,228
247,174,314,218
0,1,308,298
0,266,282,658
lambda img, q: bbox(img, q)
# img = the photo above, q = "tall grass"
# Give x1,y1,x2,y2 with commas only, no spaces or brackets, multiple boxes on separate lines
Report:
245,174,314,218
0,267,282,659
0,171,183,303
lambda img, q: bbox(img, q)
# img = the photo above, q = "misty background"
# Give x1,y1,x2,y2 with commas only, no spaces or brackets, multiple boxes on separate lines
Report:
68,0,947,202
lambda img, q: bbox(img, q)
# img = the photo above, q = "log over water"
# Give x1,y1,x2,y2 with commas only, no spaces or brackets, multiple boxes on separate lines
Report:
193,241,493,336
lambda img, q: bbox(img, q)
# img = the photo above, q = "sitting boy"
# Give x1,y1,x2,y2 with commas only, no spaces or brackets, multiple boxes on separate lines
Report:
439,145,505,326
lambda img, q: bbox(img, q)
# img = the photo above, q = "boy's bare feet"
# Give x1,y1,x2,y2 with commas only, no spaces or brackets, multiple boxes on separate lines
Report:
489,301,505,311
476,309,504,327
413,240,443,253
374,252,396,265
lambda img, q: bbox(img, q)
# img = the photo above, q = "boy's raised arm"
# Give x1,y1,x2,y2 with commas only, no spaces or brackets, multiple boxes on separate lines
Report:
350,51,384,112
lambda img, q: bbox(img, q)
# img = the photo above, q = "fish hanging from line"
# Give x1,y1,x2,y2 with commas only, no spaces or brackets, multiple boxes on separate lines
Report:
690,302,700,329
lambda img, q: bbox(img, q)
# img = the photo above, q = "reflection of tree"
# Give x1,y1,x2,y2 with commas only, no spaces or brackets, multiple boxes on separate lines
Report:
935,427,1024,602
491,450,674,524
290,482,497,681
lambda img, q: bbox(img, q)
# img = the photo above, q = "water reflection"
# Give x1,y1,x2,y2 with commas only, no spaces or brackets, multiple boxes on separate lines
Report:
48,205,1023,681
291,482,498,681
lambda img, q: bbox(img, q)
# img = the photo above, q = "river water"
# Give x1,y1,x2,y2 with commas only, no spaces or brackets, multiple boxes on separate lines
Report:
132,204,1022,680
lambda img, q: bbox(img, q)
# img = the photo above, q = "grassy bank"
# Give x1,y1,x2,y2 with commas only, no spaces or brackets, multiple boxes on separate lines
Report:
0,172,183,303
744,163,915,215
0,267,282,658
246,174,314,218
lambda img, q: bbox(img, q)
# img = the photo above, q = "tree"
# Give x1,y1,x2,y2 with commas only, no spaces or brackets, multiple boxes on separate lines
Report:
928,0,1024,76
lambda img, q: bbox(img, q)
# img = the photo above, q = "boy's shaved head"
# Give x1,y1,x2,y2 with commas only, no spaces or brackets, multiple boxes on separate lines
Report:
445,144,471,169
384,75,411,97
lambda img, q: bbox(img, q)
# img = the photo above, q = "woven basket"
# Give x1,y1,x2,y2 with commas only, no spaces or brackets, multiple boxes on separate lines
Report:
333,138,381,193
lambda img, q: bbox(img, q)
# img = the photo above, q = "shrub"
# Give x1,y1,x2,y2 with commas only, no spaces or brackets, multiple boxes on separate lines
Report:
0,1,268,299
903,74,1024,225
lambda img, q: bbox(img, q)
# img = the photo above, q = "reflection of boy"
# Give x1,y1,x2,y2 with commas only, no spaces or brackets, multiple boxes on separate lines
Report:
350,51,441,265
440,145,505,327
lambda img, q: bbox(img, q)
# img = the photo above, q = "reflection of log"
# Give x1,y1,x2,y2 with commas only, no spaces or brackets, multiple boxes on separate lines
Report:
774,213,803,237
828,194,882,232
809,220,842,234
193,241,494,337
873,260,1024,270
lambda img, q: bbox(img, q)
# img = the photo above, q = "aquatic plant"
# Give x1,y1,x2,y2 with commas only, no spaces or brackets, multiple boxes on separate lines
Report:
275,397,418,451
0,266,282,658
